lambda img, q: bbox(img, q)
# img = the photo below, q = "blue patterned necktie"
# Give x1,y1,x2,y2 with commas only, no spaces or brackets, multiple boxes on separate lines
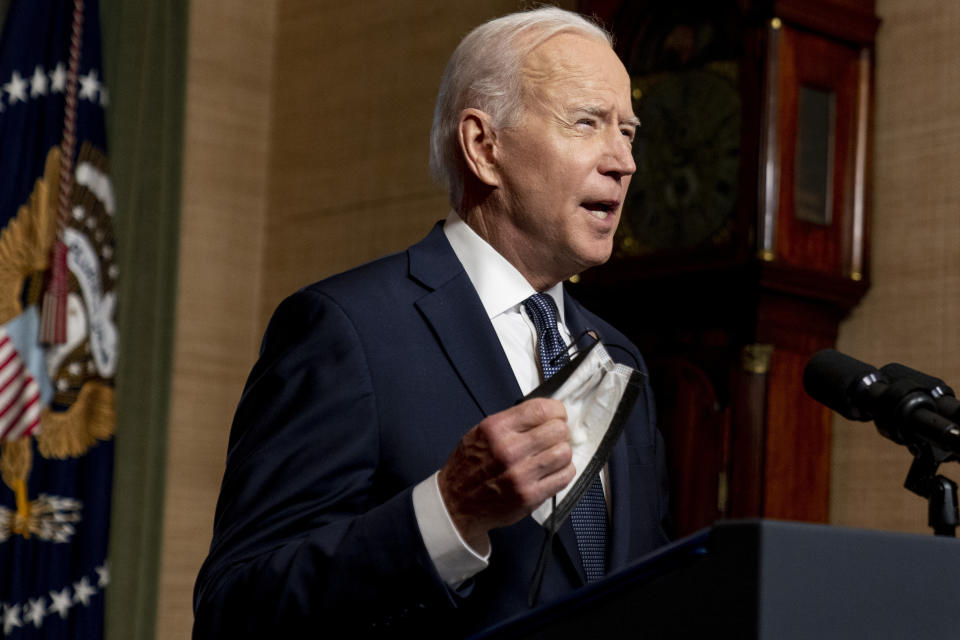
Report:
523,293,608,583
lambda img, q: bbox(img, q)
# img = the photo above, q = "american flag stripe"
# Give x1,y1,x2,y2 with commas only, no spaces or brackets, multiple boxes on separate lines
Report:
1,385,41,440
0,331,42,440
0,336,18,372
0,373,35,419
0,360,27,395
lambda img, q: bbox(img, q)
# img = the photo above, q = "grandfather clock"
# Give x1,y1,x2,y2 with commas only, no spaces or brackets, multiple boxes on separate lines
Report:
574,0,880,536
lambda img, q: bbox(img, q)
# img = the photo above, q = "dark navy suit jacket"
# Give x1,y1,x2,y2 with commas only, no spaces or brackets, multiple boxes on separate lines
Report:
193,223,670,638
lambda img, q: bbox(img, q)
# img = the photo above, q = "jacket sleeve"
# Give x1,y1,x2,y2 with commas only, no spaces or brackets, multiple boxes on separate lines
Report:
192,288,455,638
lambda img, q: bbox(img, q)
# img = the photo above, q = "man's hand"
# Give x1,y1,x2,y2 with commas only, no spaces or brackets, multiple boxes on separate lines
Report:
437,397,575,552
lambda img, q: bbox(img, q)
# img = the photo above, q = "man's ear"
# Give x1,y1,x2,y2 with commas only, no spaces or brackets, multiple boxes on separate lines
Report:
457,108,501,188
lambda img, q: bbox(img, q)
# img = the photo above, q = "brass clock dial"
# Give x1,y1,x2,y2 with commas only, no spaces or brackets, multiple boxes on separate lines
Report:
617,65,741,256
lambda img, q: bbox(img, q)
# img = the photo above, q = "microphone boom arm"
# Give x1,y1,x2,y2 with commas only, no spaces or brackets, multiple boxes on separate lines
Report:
904,444,959,537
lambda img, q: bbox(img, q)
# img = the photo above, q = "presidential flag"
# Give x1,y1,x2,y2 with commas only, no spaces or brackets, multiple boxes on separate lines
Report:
0,0,117,637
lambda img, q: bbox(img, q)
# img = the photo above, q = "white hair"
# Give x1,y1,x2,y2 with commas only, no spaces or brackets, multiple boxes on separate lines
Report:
428,6,613,210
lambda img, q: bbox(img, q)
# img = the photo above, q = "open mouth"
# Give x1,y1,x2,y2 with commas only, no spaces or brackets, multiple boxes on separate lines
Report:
581,201,618,220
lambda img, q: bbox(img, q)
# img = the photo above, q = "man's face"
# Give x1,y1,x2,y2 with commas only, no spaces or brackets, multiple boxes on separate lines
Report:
489,32,637,290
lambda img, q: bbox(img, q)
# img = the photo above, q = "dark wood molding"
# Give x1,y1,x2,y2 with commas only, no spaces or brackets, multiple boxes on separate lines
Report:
775,0,880,46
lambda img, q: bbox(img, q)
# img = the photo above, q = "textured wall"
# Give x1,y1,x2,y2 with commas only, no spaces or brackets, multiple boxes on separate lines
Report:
260,0,538,326
831,0,960,532
158,1,275,638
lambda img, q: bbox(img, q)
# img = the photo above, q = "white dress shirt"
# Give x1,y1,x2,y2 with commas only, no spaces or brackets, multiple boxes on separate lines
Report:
411,211,572,587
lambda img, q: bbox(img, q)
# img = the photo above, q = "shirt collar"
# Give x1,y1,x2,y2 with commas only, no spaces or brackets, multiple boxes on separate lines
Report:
443,211,565,323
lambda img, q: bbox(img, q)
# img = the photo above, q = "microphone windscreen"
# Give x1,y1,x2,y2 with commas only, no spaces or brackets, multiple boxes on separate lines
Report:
803,349,878,421
881,363,956,398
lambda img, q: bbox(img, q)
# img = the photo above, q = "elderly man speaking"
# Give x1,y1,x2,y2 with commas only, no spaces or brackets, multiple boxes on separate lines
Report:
194,6,670,638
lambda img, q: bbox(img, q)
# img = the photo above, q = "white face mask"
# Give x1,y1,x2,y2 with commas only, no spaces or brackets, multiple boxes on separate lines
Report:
526,337,645,529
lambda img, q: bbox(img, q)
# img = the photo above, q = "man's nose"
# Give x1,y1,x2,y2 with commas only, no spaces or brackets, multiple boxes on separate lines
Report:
601,131,636,179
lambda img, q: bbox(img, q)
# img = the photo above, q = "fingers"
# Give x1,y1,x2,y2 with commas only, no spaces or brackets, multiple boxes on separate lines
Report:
525,439,575,486
506,397,567,432
504,439,576,504
481,414,568,469
477,398,567,464
438,398,576,547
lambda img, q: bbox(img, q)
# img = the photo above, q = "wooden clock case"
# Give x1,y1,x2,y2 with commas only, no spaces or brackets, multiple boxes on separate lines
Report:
573,0,880,536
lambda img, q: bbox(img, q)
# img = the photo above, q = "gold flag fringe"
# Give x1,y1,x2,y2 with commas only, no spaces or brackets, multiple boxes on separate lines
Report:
0,148,61,325
37,382,115,460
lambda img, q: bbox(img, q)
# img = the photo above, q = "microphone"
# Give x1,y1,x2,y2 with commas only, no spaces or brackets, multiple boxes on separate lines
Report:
802,349,880,421
803,349,960,456
881,362,960,425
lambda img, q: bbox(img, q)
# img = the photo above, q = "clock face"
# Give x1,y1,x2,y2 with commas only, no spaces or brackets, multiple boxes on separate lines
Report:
616,65,741,256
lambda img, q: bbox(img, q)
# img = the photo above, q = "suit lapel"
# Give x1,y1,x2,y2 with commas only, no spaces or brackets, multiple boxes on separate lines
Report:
605,426,632,571
409,223,521,418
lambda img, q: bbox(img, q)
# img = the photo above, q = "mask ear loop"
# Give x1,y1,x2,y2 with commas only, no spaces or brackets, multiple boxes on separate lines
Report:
528,496,558,608
527,334,645,608
547,329,600,370
529,331,598,608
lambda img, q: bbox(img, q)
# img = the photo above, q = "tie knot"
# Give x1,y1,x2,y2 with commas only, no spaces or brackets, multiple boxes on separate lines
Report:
523,293,559,337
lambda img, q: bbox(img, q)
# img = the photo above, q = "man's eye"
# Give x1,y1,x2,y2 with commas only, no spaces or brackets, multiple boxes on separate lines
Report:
621,129,635,143
576,118,597,127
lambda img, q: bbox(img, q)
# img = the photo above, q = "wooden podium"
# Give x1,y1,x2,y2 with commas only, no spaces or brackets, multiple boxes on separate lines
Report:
472,520,960,639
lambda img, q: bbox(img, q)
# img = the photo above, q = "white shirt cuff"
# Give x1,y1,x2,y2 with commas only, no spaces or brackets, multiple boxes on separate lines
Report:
412,471,490,587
